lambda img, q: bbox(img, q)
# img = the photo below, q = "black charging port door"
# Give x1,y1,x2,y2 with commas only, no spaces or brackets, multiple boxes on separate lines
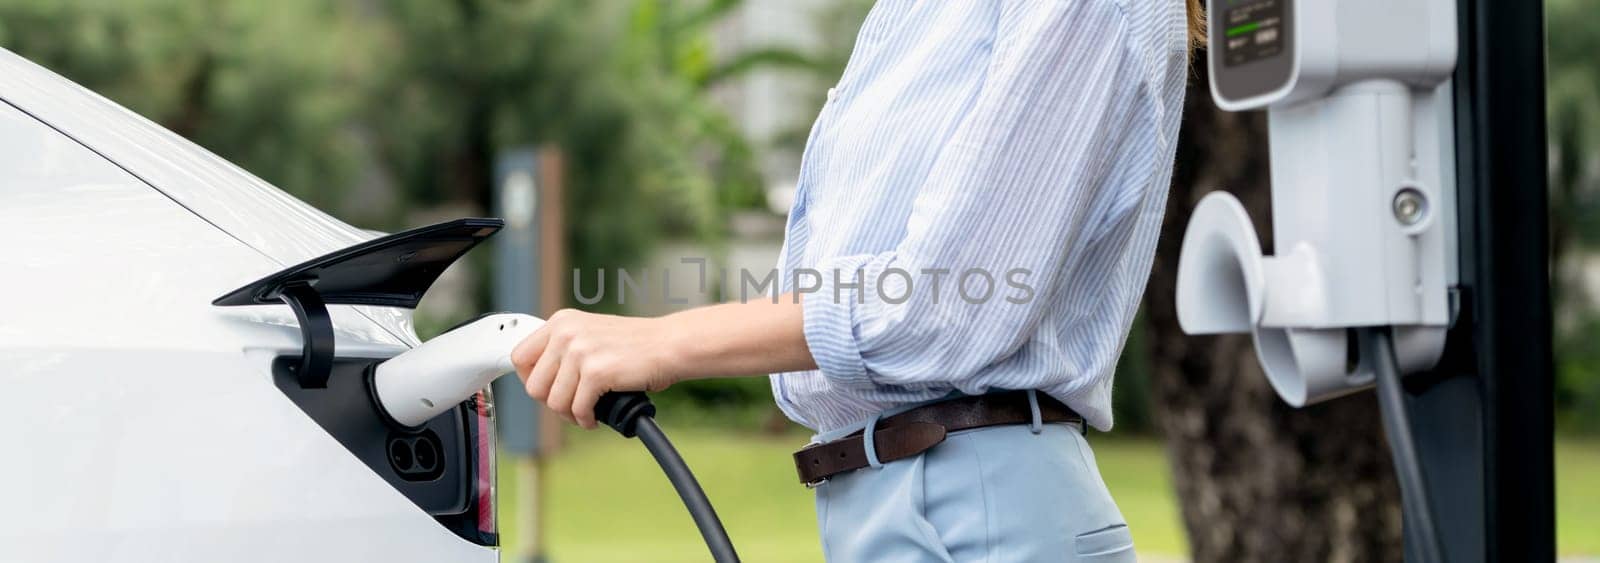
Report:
214,218,504,390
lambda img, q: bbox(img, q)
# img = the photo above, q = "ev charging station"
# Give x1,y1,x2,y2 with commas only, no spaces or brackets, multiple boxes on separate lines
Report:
1178,0,1552,561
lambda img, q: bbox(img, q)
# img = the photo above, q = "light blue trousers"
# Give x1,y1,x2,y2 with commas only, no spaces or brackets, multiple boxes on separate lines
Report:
811,421,1135,562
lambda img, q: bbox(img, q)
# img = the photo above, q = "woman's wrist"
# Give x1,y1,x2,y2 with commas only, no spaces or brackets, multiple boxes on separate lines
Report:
653,313,701,386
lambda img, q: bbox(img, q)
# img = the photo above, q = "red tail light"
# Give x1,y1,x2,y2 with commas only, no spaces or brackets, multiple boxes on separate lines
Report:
471,389,498,541
427,388,498,545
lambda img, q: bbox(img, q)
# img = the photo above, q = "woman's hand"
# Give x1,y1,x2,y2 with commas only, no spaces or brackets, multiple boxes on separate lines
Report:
511,309,684,429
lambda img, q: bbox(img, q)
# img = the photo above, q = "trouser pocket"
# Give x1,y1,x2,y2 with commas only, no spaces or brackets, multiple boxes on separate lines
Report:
813,454,956,563
1074,523,1135,561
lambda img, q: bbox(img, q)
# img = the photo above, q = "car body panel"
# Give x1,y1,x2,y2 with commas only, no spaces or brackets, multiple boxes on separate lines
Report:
0,49,492,561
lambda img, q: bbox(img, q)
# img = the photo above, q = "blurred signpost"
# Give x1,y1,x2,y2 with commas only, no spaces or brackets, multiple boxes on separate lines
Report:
493,146,566,563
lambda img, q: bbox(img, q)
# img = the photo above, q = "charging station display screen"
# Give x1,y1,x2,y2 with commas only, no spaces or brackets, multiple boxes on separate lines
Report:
1222,0,1286,67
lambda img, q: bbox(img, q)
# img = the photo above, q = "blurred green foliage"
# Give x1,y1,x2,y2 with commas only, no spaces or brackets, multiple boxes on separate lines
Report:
373,0,774,307
0,0,372,211
0,0,772,314
4,0,1596,433
0,0,815,428
1548,0,1600,433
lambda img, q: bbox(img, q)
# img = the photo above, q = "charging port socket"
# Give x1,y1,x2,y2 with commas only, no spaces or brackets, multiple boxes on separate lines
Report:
388,430,446,481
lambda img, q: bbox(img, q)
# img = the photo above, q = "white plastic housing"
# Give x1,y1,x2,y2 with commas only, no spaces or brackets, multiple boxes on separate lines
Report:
375,313,544,427
1180,0,1459,406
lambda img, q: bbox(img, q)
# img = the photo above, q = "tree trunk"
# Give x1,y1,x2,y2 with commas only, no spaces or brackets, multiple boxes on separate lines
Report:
1143,53,1404,562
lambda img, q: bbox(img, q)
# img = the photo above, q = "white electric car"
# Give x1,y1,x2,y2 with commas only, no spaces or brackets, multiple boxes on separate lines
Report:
0,48,501,562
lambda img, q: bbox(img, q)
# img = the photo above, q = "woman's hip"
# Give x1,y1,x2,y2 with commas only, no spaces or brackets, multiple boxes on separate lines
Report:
813,423,1134,562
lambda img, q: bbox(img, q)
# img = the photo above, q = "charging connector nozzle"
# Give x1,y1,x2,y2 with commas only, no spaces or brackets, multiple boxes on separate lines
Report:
372,313,543,428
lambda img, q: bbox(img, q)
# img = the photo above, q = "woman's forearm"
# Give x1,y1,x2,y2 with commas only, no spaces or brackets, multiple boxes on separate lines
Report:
663,293,816,381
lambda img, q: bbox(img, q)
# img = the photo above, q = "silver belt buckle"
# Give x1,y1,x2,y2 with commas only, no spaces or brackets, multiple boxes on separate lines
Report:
801,439,829,488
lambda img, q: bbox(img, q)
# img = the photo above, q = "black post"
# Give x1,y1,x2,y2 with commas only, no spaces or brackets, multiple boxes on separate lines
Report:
1420,0,1554,561
1464,0,1554,559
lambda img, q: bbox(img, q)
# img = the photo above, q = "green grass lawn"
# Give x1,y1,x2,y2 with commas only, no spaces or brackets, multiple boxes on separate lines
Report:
1559,438,1600,557
500,429,1600,561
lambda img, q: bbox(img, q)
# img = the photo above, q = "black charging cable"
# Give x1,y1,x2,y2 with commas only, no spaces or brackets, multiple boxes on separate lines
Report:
1362,328,1445,563
594,392,741,563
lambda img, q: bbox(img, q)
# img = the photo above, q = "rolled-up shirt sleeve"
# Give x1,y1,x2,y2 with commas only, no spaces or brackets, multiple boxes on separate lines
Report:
802,0,1144,390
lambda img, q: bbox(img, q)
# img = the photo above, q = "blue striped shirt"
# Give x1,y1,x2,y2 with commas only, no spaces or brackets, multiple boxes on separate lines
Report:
770,0,1191,433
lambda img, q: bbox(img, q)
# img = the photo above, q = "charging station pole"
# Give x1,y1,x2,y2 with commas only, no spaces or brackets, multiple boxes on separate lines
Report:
1428,0,1554,559
492,146,567,563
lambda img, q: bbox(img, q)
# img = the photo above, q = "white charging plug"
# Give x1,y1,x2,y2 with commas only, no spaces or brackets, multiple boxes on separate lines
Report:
373,313,543,427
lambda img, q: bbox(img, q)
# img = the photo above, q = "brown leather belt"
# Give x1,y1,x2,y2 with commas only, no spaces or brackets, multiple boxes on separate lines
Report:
792,391,1082,486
